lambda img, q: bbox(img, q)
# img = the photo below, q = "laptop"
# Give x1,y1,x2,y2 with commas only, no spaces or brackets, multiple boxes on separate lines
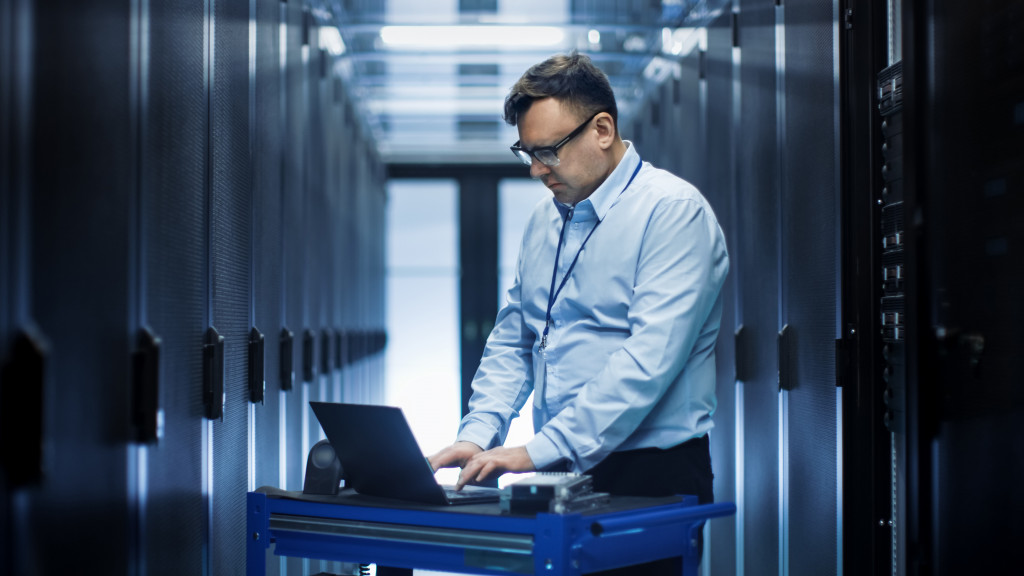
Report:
309,401,501,506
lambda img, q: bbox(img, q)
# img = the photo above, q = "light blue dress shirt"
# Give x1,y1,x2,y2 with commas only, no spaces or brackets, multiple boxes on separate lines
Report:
457,142,730,473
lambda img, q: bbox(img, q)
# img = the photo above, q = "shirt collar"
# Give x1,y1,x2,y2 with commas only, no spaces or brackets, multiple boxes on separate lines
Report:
552,141,641,221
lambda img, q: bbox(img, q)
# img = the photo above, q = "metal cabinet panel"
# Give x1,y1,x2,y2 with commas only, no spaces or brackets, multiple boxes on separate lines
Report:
910,3,1024,573
251,5,284,574
25,1,134,573
139,0,208,573
3,2,389,575
252,0,284,496
734,1,781,573
675,50,705,191
303,24,327,455
210,1,253,575
779,1,840,575
704,12,738,576
279,0,307,498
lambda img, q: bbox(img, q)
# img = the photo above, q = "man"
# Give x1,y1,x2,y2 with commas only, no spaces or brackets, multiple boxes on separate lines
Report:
429,51,729,571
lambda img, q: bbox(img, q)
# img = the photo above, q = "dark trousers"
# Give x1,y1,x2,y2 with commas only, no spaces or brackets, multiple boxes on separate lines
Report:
584,434,714,575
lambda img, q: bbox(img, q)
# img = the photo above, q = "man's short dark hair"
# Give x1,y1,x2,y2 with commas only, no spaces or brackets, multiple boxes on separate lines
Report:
503,52,618,128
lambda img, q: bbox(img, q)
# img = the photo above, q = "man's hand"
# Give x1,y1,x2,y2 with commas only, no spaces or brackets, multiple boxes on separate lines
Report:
454,446,535,490
427,441,483,474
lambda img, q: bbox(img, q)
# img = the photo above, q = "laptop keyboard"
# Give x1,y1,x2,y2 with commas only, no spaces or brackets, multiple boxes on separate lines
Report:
442,485,501,502
444,488,477,500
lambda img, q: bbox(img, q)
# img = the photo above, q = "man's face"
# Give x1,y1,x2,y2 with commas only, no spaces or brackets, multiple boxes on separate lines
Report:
516,98,603,205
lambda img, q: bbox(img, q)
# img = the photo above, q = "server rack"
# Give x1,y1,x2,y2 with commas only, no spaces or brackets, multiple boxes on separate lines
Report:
0,2,388,575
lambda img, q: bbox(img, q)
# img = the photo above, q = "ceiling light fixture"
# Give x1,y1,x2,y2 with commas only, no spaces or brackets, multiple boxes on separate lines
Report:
379,26,565,49
320,26,346,56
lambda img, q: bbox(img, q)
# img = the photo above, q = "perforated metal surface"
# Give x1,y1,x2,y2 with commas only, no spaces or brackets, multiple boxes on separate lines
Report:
140,0,209,571
304,28,326,449
210,1,253,573
252,0,284,496
704,11,738,576
782,1,839,573
735,0,780,572
281,0,306,493
26,1,135,573
5,3,389,575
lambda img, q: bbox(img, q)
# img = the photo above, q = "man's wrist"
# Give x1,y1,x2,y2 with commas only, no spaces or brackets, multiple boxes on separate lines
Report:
456,426,497,452
524,432,564,471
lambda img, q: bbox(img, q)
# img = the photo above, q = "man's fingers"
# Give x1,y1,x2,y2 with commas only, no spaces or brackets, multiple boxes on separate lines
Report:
455,459,481,490
454,446,535,489
430,442,484,473
475,460,497,483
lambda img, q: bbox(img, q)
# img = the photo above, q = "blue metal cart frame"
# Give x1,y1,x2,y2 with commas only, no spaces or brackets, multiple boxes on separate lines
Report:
247,489,735,576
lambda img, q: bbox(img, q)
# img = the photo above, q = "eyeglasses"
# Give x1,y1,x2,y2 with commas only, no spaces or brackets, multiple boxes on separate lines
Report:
510,111,602,167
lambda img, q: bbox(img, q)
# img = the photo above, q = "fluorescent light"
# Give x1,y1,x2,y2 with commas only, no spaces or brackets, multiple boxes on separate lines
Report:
379,25,565,49
319,26,346,56
661,27,701,56
367,98,503,116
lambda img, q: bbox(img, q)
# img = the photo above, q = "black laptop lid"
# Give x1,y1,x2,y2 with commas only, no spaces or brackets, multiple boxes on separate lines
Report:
309,401,449,505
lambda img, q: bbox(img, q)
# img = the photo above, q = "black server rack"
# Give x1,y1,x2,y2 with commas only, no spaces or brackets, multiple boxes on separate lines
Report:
902,2,1024,573
877,59,906,576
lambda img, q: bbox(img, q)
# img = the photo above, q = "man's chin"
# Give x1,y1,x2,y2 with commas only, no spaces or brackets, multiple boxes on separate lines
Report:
547,184,570,200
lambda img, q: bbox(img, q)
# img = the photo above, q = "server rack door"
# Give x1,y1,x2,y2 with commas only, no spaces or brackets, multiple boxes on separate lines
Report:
359,146,384,403
457,172,499,421
280,0,306,502
907,2,1024,573
0,12,33,562
640,84,664,169
353,143,372,403
839,0,892,572
139,1,209,573
735,0,782,572
304,24,326,458
675,48,706,192
338,99,360,406
23,1,134,573
251,0,284,497
779,1,841,574
209,0,252,574
317,65,337,407
704,12,739,576
310,56,348,576
371,167,388,395
0,0,17,353
323,75,344,407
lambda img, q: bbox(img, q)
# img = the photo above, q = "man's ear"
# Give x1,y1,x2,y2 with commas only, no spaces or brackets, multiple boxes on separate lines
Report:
593,112,617,149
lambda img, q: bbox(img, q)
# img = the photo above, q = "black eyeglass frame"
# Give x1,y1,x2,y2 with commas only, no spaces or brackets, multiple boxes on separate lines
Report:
509,111,604,167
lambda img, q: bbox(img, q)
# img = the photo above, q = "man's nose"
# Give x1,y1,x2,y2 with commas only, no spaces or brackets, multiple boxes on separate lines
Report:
530,157,551,179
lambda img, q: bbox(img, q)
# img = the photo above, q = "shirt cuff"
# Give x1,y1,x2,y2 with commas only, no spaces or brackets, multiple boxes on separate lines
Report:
456,422,499,452
525,432,565,471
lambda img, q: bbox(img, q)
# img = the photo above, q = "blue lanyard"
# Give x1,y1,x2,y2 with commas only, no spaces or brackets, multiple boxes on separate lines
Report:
540,158,643,350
